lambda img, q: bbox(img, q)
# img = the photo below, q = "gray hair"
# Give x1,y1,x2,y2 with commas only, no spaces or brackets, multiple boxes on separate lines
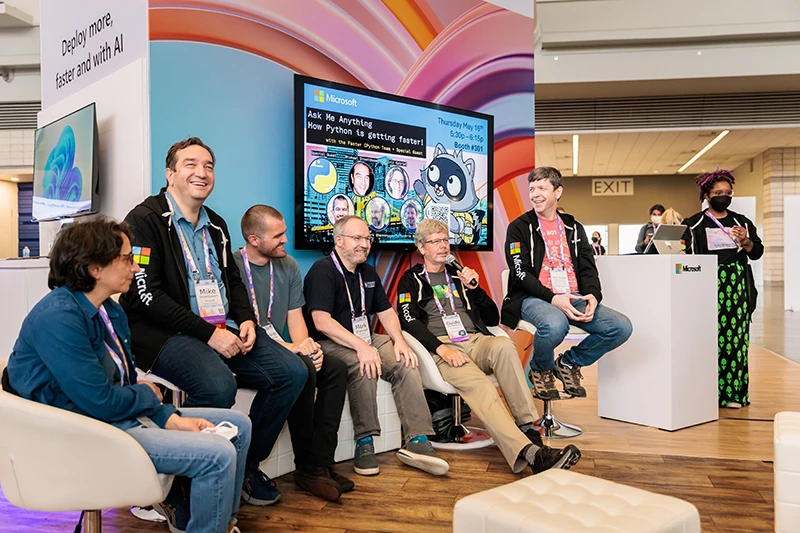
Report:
414,218,448,246
333,214,366,236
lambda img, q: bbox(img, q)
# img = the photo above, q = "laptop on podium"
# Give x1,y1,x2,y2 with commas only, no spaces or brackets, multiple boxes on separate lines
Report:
643,224,687,255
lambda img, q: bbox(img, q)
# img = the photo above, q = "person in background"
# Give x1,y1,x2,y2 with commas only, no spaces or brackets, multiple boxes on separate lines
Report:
235,205,350,502
636,204,665,253
398,219,581,475
661,208,684,226
682,169,763,409
5,218,251,533
591,232,606,256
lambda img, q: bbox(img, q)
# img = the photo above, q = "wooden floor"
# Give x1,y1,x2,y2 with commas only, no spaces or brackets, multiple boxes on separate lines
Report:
1,340,798,531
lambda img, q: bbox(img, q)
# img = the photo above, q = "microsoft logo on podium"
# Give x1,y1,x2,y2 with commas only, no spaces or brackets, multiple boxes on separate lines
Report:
675,264,701,274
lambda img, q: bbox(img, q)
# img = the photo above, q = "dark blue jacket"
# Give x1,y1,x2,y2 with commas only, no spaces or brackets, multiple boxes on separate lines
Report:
7,286,177,429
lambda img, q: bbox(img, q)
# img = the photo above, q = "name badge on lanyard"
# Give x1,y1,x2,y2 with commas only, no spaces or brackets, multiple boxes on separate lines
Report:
175,219,226,328
241,248,283,341
550,269,571,295
424,269,469,342
543,216,571,295
330,252,372,346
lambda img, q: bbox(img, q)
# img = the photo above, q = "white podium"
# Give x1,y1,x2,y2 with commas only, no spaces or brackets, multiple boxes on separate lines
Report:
595,255,718,431
0,259,51,357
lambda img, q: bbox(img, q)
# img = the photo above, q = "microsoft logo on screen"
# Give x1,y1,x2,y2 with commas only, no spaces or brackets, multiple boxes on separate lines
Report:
313,88,358,107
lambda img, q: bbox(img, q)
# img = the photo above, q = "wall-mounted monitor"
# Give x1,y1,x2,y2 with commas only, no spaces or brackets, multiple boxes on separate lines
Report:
294,75,494,251
32,102,100,222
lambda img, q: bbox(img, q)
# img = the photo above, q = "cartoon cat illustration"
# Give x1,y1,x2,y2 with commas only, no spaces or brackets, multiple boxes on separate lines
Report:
414,143,483,244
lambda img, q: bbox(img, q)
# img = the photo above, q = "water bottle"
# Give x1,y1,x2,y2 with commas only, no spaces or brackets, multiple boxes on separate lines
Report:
22,246,30,258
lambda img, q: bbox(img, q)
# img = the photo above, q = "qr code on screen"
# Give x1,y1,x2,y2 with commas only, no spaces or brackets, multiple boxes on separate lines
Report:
424,203,450,225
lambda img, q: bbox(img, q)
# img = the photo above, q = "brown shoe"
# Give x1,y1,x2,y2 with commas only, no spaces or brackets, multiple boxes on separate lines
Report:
295,467,342,501
328,467,354,492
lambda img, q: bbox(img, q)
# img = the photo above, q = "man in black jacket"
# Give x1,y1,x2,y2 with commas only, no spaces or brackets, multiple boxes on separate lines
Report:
121,137,307,507
503,167,632,401
398,218,580,474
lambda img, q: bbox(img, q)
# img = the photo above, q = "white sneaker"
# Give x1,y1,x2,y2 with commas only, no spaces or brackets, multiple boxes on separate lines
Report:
130,505,166,522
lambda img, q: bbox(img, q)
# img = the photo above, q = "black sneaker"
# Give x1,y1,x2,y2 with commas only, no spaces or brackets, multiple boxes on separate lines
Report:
553,355,587,398
530,444,581,474
295,466,342,502
396,439,449,476
241,463,281,506
328,467,355,492
353,440,380,476
522,427,544,448
152,477,191,533
529,368,560,400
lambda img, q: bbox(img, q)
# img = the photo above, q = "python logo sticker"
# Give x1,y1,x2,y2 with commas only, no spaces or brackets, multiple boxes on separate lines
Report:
307,157,338,194
132,246,150,265
314,89,325,103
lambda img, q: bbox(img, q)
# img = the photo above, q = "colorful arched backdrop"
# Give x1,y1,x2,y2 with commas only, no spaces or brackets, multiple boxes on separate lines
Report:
148,0,534,306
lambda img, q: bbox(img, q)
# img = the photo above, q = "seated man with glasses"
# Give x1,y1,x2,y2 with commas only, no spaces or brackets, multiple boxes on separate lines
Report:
397,219,581,475
303,215,449,477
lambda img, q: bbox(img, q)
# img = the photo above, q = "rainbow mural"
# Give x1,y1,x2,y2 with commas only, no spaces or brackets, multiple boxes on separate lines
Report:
148,0,534,304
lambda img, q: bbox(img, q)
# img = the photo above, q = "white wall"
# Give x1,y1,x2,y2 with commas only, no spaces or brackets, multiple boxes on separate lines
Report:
37,58,151,253
785,196,800,311
0,181,19,257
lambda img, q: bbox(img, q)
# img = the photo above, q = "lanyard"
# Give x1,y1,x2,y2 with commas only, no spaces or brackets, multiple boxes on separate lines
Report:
592,244,602,256
174,220,214,281
330,251,366,318
705,211,739,246
542,216,567,268
240,248,273,326
423,268,458,316
98,304,129,386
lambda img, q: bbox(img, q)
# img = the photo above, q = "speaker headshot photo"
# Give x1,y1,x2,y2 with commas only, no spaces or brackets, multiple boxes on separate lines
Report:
385,166,409,199
349,161,374,197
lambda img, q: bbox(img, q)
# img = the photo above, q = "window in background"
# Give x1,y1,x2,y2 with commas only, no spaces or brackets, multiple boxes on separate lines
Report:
618,224,642,255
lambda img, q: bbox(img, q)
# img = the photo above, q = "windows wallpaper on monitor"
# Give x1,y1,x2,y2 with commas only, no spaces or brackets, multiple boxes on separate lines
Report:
296,75,493,250
32,104,96,221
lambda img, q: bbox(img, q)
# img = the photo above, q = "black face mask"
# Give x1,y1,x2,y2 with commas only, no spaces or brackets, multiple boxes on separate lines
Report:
591,237,599,243
709,195,732,212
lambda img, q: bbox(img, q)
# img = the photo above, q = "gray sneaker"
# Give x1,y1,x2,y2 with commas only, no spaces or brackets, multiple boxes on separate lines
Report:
553,355,586,398
397,440,450,476
529,368,560,400
354,440,380,476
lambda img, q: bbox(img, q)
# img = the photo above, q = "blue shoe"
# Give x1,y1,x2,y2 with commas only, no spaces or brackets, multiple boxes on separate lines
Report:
241,463,281,506
152,477,190,533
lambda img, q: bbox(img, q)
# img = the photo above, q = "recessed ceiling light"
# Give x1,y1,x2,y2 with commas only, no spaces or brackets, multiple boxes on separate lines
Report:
677,130,730,173
653,170,659,174
697,51,702,56
554,56,559,61
572,135,579,176
10,177,19,182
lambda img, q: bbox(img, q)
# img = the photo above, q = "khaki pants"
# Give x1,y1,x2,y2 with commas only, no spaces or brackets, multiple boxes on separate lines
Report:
319,334,434,444
433,333,539,473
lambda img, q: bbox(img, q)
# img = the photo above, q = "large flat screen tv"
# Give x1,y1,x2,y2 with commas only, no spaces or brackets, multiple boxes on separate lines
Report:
295,75,494,251
32,103,100,222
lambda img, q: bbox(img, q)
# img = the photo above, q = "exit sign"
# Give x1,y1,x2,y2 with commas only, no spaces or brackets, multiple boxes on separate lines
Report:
592,178,634,196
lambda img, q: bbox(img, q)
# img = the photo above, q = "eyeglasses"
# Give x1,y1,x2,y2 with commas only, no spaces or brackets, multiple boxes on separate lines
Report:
424,238,449,246
341,234,374,244
710,190,735,197
119,252,135,265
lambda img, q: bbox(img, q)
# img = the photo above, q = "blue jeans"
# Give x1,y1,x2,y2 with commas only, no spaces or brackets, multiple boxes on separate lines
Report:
126,408,251,533
520,295,633,371
153,326,307,464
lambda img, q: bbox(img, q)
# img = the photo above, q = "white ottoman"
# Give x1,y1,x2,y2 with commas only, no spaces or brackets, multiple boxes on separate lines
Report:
775,411,800,533
453,469,700,533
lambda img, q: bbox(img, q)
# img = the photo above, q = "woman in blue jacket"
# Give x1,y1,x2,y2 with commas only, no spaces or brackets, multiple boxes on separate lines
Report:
6,217,250,533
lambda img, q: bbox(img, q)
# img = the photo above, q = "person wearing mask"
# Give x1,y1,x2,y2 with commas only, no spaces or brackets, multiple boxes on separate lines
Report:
636,204,665,253
591,232,606,256
682,170,763,409
5,218,251,533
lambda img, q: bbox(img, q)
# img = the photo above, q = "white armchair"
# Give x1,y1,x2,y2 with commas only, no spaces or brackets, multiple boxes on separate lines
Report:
0,359,173,533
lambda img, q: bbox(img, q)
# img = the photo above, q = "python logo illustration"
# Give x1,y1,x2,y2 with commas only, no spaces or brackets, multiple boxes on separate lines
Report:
307,157,338,194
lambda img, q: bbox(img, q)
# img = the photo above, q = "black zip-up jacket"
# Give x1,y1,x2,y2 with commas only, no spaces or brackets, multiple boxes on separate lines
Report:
120,189,256,371
397,264,499,354
501,210,602,329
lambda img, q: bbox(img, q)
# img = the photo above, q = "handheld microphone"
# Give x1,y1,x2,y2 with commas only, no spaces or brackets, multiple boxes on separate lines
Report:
445,254,479,287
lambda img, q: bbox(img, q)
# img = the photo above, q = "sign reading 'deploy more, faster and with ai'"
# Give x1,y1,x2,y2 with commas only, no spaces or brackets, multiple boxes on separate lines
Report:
40,0,147,107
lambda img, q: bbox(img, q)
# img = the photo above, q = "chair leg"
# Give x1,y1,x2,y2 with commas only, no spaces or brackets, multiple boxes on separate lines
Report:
535,398,582,438
428,395,494,449
83,510,102,533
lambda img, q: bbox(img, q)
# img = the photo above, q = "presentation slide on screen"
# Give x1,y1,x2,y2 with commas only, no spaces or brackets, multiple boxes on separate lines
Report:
299,78,491,248
32,104,95,221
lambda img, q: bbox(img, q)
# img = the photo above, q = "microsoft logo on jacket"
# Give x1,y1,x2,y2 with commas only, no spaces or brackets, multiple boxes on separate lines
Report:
132,246,151,265
399,293,411,304
509,242,521,255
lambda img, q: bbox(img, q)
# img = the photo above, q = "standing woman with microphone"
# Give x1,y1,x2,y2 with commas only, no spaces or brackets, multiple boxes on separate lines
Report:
682,169,763,409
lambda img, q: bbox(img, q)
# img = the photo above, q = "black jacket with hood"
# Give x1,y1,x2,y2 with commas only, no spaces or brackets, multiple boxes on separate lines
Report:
120,189,256,371
397,263,499,354
501,210,601,329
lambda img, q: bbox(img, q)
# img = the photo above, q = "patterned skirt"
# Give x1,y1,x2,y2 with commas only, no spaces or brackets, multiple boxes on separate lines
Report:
717,261,751,407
